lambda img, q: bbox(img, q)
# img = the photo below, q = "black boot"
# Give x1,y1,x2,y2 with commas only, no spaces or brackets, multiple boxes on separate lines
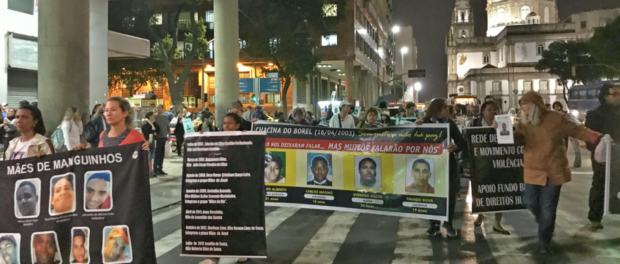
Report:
426,222,440,236
444,222,458,238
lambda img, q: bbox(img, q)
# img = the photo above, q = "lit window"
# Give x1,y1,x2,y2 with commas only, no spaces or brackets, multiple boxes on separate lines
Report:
537,44,544,55
524,81,533,91
322,33,338,46
151,13,163,25
323,4,337,17
205,11,214,29
179,11,192,28
493,82,502,92
540,81,548,90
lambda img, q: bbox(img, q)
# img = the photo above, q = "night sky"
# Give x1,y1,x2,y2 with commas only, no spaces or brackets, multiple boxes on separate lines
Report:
392,0,620,101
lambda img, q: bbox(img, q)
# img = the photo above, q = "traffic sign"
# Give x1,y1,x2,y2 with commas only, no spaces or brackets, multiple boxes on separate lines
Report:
240,78,254,93
408,69,426,78
259,78,281,93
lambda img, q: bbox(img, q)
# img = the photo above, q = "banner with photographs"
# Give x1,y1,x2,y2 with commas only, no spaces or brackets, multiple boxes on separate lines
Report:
606,144,620,214
0,143,156,264
181,132,267,258
465,127,526,213
253,121,451,221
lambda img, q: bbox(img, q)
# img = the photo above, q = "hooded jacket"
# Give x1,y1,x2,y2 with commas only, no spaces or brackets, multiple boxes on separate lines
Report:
517,92,600,186
5,134,55,160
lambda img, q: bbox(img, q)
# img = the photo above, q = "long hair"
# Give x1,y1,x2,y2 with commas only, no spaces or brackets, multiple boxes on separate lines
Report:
520,103,541,126
423,98,448,120
107,97,134,128
18,104,46,135
62,106,78,123
91,104,102,116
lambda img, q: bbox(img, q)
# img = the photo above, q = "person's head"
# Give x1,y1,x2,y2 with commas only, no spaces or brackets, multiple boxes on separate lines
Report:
15,104,46,135
63,106,80,122
311,156,329,182
222,113,241,131
229,102,244,117
72,230,87,263
145,111,155,122
264,153,284,182
502,122,507,131
340,101,352,116
92,104,102,116
448,105,457,119
379,102,387,109
293,108,305,122
545,103,551,110
411,159,432,183
203,111,215,125
7,108,16,118
16,181,38,216
424,98,450,120
484,95,495,102
365,108,379,123
358,158,377,187
50,175,74,213
247,106,253,112
19,100,30,108
480,101,499,121
155,104,164,114
0,236,18,264
33,233,57,264
519,91,545,126
599,82,620,106
406,102,416,111
103,227,129,262
551,101,563,111
85,173,111,210
1,102,7,111
105,97,133,128
306,111,313,119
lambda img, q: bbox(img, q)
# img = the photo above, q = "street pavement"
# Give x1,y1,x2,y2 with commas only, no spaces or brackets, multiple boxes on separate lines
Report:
149,145,620,264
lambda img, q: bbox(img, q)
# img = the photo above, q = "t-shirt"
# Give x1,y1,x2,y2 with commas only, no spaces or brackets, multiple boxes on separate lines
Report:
101,129,130,148
10,139,32,160
329,114,356,129
154,115,170,138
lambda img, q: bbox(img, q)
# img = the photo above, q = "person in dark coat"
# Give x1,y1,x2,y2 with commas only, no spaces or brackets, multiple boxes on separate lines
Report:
585,82,620,230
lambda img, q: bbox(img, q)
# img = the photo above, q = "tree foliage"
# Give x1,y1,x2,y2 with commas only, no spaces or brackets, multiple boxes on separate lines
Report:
239,0,347,114
589,16,620,77
108,59,166,97
535,40,599,102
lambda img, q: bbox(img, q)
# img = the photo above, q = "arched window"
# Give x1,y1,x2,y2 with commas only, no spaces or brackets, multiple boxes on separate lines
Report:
537,44,544,55
521,6,531,21
483,53,490,64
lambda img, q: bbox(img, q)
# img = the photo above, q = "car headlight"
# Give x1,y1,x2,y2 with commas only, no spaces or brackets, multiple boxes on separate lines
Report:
571,110,579,117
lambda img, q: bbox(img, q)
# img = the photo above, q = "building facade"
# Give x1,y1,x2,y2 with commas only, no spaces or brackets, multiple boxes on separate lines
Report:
446,0,620,112
394,25,418,102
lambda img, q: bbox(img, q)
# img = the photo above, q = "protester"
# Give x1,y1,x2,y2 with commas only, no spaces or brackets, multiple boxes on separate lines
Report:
98,97,148,150
502,91,604,253
5,104,54,160
406,102,418,118
484,95,495,102
174,110,186,156
289,108,311,125
61,106,84,151
88,104,107,148
465,101,510,235
357,108,384,129
306,111,314,123
154,104,170,175
585,83,620,230
229,102,252,131
0,107,18,155
329,101,355,128
242,106,253,122
198,111,217,132
164,105,175,122
252,106,268,121
222,113,242,132
415,98,467,237
142,111,160,178
1,102,7,119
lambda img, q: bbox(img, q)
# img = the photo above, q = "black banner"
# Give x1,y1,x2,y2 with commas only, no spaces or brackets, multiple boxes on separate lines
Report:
466,127,526,213
0,143,155,264
181,132,267,258
607,144,620,214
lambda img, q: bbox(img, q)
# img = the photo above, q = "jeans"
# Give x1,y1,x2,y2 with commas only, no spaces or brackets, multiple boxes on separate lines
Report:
154,138,167,172
524,181,562,244
176,136,184,156
148,142,156,173
588,161,606,222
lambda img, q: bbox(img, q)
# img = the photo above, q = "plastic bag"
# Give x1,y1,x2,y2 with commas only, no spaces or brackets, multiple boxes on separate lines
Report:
164,140,172,159
594,135,612,163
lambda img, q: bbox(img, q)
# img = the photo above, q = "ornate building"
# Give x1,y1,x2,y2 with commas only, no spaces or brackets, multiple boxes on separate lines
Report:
446,0,619,111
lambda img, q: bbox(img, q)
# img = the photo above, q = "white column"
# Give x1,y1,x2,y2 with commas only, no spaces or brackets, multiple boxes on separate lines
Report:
39,0,90,133
214,0,239,124
90,0,108,110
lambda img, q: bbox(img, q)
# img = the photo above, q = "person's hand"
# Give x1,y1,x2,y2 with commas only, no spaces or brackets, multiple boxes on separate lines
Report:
492,120,499,129
251,118,259,123
142,141,150,151
33,150,46,158
414,119,424,125
447,143,457,153
3,118,9,125
73,144,86,151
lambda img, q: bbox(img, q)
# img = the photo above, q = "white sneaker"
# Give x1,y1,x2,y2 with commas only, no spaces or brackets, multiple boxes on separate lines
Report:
236,258,248,263
198,259,218,264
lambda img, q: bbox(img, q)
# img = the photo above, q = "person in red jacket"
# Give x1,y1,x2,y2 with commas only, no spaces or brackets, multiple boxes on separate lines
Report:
98,97,149,149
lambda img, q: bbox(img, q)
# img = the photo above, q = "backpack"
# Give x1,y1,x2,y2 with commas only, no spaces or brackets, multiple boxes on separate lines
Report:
83,120,99,143
51,123,71,152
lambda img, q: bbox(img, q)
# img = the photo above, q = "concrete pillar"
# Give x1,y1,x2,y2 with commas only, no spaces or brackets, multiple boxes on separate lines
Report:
353,66,361,106
39,0,90,134
360,70,368,108
344,59,354,102
90,0,108,110
214,0,239,124
305,78,311,111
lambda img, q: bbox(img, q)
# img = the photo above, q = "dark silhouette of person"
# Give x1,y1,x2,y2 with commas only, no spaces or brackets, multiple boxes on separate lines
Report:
307,156,332,186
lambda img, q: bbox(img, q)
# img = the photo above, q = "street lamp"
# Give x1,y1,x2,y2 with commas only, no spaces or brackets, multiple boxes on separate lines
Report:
392,25,401,34
414,82,422,103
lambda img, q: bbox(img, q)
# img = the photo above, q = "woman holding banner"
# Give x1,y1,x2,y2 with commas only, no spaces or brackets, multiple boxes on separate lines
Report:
415,98,468,238
97,97,149,150
5,104,54,160
467,101,510,235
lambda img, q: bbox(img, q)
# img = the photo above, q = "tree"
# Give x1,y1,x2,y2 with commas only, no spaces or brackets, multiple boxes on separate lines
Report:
134,0,209,108
535,40,599,103
589,16,620,77
239,0,347,114
108,59,165,97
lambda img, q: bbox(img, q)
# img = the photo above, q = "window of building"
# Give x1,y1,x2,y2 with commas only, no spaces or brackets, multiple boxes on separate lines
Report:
483,53,490,64
151,13,163,25
537,44,544,55
208,42,214,59
524,81,533,91
8,0,34,15
205,11,214,29
322,33,338,46
178,11,192,28
581,21,587,29
521,6,531,20
540,80,549,90
492,82,502,92
323,4,338,17
270,38,279,51
266,93,281,103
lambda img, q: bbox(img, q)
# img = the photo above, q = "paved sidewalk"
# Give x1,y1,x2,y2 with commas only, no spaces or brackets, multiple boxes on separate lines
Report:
150,155,184,211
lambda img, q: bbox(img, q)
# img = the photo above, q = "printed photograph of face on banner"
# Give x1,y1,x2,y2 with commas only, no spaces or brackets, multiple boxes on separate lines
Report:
102,226,132,263
307,153,333,187
49,173,76,216
0,233,20,264
31,231,61,264
14,178,41,219
354,156,382,190
70,228,90,264
264,152,286,184
84,171,113,212
405,158,436,194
